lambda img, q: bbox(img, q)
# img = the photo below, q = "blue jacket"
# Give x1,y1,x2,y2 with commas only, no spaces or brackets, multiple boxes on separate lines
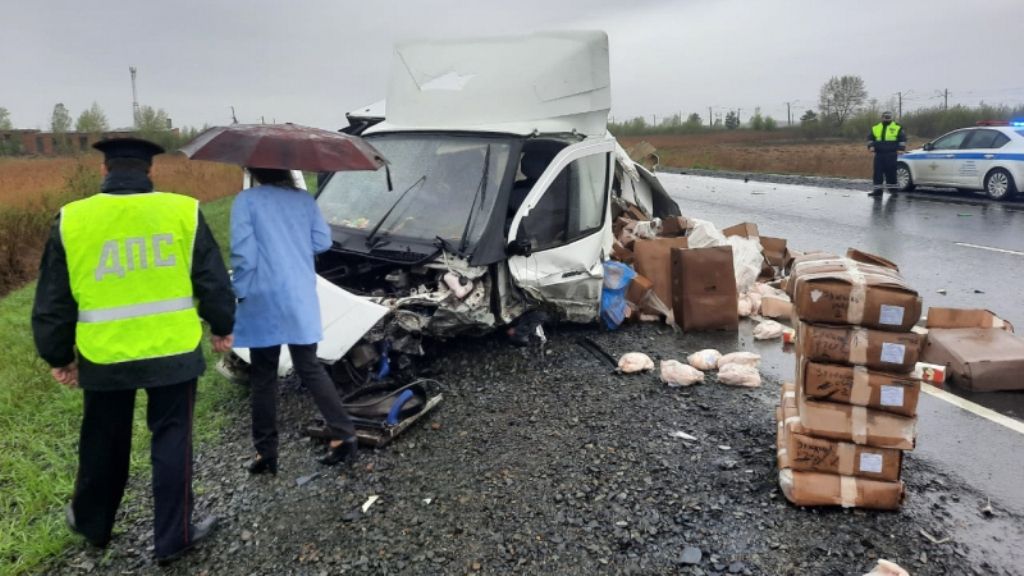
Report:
230,184,332,348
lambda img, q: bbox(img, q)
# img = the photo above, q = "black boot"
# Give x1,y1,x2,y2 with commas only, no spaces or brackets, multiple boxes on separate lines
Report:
155,516,219,566
247,454,278,475
319,438,358,467
65,504,110,548
868,188,883,197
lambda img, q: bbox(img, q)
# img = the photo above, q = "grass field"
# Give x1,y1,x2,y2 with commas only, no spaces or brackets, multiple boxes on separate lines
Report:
617,130,928,179
0,195,243,576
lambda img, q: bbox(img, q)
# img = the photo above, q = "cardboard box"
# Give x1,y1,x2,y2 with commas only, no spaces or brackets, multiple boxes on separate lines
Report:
779,469,904,510
722,222,759,238
611,240,634,264
761,294,794,319
797,323,923,373
784,252,839,296
922,308,1024,392
660,216,691,237
761,236,789,268
802,359,921,417
791,258,921,331
846,248,900,272
794,390,916,450
670,246,739,332
781,424,903,482
633,237,689,314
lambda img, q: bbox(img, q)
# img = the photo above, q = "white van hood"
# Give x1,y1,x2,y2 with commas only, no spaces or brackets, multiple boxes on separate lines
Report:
369,30,610,138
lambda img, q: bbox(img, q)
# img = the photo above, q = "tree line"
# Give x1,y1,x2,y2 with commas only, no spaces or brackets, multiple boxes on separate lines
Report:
0,102,204,156
609,74,1024,140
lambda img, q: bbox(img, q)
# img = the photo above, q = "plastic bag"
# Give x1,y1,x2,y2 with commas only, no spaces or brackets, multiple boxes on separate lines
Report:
687,349,722,371
660,360,704,387
618,352,654,373
717,363,762,388
863,560,910,576
686,218,727,249
717,351,761,369
727,235,765,294
600,261,637,330
753,320,785,340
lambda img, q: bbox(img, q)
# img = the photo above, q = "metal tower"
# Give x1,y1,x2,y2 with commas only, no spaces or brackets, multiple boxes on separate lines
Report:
129,66,140,127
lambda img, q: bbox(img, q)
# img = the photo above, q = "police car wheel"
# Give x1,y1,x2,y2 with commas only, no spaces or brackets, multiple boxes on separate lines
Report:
896,164,915,191
984,169,1016,200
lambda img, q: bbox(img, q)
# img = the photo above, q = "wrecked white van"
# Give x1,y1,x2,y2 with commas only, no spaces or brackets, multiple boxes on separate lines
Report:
308,31,680,361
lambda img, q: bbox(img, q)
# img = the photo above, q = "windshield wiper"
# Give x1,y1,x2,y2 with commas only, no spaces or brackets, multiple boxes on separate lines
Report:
458,144,491,254
364,175,427,249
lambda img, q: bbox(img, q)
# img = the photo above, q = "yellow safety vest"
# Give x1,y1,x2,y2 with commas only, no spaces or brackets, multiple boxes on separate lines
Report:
872,122,902,141
60,192,202,364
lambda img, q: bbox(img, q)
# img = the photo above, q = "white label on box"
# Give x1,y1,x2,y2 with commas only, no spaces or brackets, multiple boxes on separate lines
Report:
880,385,905,407
879,305,905,326
880,342,906,364
810,289,824,303
859,452,884,474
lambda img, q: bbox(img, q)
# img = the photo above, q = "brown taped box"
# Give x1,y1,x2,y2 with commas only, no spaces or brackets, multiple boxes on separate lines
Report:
670,246,739,332
660,216,691,237
722,222,759,238
791,258,921,332
794,386,916,450
923,308,1024,392
761,236,789,268
802,359,921,417
846,248,900,272
611,240,634,264
633,237,689,313
781,422,903,482
779,469,904,510
797,322,923,373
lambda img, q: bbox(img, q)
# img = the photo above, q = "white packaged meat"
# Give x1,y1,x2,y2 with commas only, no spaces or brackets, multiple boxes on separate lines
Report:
618,352,655,374
660,360,704,387
737,294,754,318
863,560,910,576
717,351,761,369
687,349,722,371
717,363,762,388
753,320,785,340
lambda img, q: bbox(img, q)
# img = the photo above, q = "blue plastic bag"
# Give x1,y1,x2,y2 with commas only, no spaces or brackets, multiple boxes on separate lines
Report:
600,261,637,330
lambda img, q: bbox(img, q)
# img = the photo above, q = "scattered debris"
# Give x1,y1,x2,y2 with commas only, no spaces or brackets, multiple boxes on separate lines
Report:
659,360,704,387
687,349,722,371
296,472,320,487
937,288,947,295
618,352,655,373
679,546,703,565
576,337,619,370
361,495,380,513
669,431,698,441
920,529,950,545
980,498,995,517
718,445,732,451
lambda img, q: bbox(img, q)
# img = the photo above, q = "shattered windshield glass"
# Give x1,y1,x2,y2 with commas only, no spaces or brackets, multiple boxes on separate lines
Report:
318,133,514,249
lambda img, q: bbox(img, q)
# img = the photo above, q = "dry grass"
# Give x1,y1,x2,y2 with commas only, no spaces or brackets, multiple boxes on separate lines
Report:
0,154,242,208
618,132,928,179
0,154,242,296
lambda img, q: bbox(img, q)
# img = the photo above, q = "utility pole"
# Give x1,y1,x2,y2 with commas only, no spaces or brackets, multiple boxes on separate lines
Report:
652,114,657,127
897,91,902,119
708,106,713,128
129,66,140,128
786,102,792,126
944,89,949,111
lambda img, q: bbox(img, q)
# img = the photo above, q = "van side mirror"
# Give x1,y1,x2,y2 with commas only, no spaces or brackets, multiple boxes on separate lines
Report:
923,143,934,151
507,238,533,257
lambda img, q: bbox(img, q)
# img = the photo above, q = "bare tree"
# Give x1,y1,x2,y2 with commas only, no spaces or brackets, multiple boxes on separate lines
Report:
76,102,109,134
818,75,867,126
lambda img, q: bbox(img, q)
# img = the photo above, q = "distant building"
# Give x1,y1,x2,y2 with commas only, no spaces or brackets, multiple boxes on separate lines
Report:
0,128,178,156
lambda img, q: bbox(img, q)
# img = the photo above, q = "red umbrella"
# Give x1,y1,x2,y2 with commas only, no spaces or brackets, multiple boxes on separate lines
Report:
179,123,387,172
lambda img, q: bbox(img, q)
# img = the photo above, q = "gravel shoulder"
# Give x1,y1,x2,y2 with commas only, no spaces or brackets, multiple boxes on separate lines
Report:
45,322,1024,576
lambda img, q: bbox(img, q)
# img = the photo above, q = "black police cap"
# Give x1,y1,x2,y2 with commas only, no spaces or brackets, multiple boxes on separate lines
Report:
92,137,165,162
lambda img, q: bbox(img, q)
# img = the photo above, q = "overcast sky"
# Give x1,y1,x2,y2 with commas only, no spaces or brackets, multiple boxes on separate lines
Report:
6,0,1023,131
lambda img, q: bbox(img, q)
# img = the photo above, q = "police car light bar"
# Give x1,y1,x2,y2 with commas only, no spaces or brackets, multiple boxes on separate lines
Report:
976,120,1009,126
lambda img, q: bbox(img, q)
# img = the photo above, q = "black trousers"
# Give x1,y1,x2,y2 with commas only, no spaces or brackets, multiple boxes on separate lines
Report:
72,379,197,558
873,152,898,189
249,344,355,459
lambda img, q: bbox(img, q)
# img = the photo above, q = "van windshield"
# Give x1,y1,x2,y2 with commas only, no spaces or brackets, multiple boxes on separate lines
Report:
318,133,515,251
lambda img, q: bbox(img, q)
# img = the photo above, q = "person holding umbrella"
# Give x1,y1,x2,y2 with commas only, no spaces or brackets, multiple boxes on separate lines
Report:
231,167,358,473
180,124,387,474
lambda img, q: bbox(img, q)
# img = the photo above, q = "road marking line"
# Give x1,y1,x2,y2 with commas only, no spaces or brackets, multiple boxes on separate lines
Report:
921,383,1024,436
954,242,1024,257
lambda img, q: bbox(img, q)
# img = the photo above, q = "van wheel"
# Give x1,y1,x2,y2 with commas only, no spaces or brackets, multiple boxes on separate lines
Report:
896,164,915,191
985,168,1017,200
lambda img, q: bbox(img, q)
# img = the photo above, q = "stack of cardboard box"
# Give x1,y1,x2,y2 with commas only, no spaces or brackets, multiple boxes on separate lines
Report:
775,254,925,510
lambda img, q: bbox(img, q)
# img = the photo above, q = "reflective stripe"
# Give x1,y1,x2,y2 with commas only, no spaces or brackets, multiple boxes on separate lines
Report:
78,297,194,323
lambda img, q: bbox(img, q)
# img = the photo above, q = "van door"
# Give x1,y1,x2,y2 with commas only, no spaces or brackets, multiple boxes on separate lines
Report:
507,139,614,322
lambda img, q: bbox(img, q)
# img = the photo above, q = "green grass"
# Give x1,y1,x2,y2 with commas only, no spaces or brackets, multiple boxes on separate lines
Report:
0,195,243,576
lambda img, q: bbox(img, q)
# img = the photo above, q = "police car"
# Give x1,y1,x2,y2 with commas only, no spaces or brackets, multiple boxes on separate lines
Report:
896,121,1024,200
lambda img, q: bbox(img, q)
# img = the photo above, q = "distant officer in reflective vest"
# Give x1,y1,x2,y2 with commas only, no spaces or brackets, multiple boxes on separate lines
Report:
31,137,236,565
867,111,907,197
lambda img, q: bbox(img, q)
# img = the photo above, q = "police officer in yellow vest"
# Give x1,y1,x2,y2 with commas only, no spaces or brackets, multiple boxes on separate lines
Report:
31,138,235,564
867,111,907,197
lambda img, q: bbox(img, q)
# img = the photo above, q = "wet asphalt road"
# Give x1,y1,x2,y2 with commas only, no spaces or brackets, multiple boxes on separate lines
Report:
662,173,1024,515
